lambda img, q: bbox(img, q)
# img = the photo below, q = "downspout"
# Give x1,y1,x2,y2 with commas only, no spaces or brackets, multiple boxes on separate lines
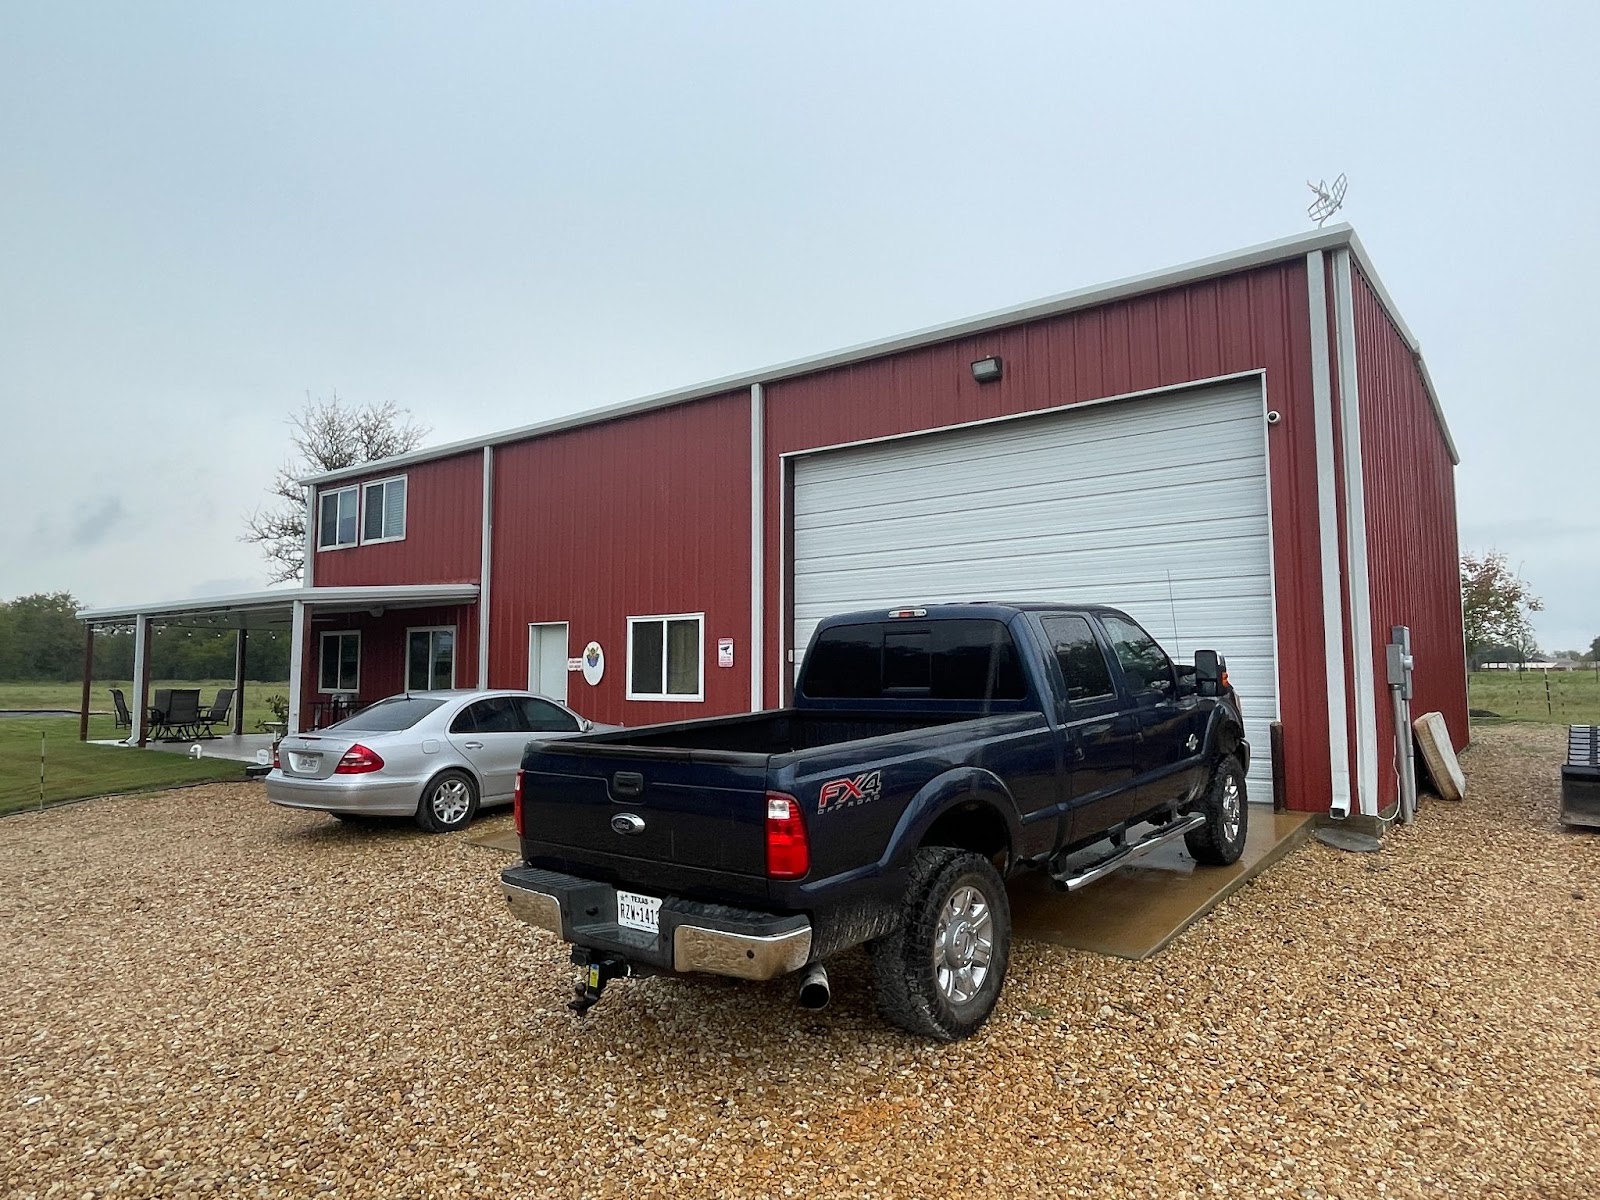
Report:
1307,250,1355,819
749,384,765,712
479,446,494,688
1332,248,1379,817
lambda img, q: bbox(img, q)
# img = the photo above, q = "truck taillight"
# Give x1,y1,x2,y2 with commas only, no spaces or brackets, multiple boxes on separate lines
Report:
514,770,524,838
334,744,385,774
764,791,809,880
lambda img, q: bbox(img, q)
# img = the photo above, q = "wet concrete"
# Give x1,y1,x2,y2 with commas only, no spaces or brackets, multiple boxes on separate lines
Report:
1009,808,1314,960
473,808,1315,963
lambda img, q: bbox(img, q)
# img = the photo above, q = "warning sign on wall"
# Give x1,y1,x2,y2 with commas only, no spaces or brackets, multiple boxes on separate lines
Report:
717,638,734,668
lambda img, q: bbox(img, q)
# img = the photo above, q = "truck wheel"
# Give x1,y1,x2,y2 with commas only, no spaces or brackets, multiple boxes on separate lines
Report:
1185,753,1248,866
416,770,478,834
869,847,1012,1042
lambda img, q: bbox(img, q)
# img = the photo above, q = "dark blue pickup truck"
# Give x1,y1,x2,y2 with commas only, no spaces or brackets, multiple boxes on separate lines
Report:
502,603,1248,1040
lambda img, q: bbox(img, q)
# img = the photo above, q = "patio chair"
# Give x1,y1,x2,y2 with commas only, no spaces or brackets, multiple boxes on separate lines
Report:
148,689,174,739
195,688,234,738
162,689,202,741
110,688,133,730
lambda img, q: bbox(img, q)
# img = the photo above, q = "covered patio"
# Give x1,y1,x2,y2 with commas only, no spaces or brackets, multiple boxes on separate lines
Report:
76,583,480,748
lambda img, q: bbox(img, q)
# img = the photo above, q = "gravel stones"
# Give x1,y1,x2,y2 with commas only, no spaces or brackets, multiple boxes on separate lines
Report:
2,724,1596,1198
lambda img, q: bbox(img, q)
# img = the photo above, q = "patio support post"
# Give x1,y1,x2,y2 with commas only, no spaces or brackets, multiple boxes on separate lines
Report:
287,599,306,735
232,628,247,737
132,615,152,748
79,623,94,742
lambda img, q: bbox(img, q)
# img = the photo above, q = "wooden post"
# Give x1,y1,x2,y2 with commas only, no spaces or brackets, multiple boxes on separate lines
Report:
79,623,94,742
232,627,248,737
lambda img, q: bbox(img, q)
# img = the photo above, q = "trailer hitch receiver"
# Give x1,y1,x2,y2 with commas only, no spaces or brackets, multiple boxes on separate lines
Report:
569,950,629,1016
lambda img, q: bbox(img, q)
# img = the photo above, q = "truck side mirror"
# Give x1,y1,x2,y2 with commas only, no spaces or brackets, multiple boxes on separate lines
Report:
1193,650,1222,697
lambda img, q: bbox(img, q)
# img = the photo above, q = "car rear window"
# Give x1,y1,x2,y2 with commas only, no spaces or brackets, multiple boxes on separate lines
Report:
801,619,1027,701
329,697,445,732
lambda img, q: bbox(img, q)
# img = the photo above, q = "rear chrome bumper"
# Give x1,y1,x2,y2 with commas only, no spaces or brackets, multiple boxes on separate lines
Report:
500,864,812,981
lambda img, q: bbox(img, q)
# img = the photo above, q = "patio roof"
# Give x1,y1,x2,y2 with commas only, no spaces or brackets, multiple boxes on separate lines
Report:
76,583,481,629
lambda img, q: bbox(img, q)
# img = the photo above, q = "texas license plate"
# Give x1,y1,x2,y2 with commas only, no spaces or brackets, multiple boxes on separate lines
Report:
616,889,661,934
289,752,320,774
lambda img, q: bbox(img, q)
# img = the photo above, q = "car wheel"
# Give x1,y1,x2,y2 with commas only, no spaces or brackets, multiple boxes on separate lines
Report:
416,769,479,834
869,847,1012,1042
1185,752,1248,866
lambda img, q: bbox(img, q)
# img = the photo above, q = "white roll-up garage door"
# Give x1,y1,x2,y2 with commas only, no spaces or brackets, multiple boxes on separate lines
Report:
790,378,1277,795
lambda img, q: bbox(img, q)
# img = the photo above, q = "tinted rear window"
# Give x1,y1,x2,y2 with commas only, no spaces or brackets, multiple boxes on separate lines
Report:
801,619,1028,701
330,697,445,732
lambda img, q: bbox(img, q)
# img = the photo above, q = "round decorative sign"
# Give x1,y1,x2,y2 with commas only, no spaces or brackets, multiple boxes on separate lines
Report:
581,641,605,686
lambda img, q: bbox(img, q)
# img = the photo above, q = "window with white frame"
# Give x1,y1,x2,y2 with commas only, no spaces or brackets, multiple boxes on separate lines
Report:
627,613,704,701
362,476,407,543
406,626,456,691
317,486,359,550
318,631,361,693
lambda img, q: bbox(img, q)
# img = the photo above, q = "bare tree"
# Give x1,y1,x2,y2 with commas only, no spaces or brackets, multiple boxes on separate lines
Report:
244,392,428,582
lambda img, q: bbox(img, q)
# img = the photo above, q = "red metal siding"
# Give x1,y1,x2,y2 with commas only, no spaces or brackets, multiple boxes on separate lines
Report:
312,453,483,587
299,604,479,721
1353,266,1468,813
762,261,1336,812
486,392,752,726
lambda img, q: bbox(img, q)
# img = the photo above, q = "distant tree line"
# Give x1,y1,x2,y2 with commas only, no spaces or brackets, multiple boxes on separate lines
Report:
0,593,291,682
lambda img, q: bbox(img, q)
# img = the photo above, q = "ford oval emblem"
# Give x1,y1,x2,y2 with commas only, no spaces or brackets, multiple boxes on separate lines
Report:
611,813,645,836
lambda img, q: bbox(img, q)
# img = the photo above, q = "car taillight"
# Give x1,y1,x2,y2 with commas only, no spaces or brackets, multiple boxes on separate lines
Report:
272,746,280,770
513,770,525,838
765,791,809,880
334,744,385,774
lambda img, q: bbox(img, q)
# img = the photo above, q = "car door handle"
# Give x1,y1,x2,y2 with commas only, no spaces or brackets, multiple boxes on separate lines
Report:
463,741,484,750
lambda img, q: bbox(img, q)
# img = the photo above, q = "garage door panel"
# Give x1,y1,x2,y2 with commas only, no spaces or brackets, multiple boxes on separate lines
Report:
791,380,1277,795
796,455,1266,525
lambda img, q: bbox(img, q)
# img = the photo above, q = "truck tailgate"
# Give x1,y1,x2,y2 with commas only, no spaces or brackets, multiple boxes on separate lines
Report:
520,745,770,877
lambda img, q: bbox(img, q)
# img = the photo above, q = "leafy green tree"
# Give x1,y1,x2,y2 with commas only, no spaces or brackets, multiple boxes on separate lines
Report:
0,593,83,681
1460,551,1542,658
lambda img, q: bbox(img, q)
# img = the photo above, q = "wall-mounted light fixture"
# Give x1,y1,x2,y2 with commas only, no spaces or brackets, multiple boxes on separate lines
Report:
970,356,1003,384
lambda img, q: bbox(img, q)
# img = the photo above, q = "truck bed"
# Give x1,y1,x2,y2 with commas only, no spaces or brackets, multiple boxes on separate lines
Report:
557,708,984,758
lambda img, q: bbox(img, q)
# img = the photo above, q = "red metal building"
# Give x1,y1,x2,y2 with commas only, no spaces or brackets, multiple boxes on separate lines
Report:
87,225,1466,821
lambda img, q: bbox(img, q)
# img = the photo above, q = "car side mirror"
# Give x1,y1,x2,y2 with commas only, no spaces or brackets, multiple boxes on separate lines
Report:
1193,650,1223,697
1175,663,1198,697
580,718,593,732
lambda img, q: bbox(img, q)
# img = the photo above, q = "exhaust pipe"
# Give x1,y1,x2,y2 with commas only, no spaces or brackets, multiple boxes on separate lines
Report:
796,963,830,1010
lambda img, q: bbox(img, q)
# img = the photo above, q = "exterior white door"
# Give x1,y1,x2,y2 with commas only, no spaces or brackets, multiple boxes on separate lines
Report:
527,623,570,704
789,378,1278,795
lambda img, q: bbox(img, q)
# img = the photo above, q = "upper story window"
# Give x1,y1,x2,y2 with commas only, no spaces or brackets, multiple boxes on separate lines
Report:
627,613,705,702
362,476,407,543
317,486,359,550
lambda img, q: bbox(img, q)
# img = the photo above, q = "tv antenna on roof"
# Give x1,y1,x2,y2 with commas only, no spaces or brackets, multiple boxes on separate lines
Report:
1307,174,1348,226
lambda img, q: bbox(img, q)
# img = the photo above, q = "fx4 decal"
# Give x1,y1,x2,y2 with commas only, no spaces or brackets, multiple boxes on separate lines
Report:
817,770,882,814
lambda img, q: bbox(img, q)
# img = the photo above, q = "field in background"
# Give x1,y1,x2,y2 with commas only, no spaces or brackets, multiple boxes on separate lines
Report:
1467,669,1600,724
1,680,292,734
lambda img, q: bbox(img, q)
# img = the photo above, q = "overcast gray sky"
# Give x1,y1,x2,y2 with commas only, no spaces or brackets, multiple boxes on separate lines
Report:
2,1,1595,649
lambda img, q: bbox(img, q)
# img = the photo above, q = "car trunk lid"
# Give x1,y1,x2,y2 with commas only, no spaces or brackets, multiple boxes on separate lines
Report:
275,733,362,781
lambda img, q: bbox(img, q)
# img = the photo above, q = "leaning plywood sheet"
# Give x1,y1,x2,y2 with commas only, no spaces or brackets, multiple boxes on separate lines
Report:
1414,711,1465,801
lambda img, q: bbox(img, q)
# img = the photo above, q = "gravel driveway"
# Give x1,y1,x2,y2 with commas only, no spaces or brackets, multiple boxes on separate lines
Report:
3,725,1597,1199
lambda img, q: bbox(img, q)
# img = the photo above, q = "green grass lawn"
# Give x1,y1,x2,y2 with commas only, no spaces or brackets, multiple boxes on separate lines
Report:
0,680,292,816
0,715,248,816
1467,669,1600,724
0,679,291,733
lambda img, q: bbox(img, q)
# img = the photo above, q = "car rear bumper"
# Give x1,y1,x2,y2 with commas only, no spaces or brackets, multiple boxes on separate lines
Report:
264,772,422,816
500,864,812,981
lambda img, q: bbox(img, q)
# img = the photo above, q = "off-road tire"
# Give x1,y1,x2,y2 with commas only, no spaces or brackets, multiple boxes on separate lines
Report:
415,770,479,834
1184,753,1248,866
869,847,1012,1041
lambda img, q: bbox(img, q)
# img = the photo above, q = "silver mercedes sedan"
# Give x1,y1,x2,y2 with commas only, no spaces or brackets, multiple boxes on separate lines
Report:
266,690,607,832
